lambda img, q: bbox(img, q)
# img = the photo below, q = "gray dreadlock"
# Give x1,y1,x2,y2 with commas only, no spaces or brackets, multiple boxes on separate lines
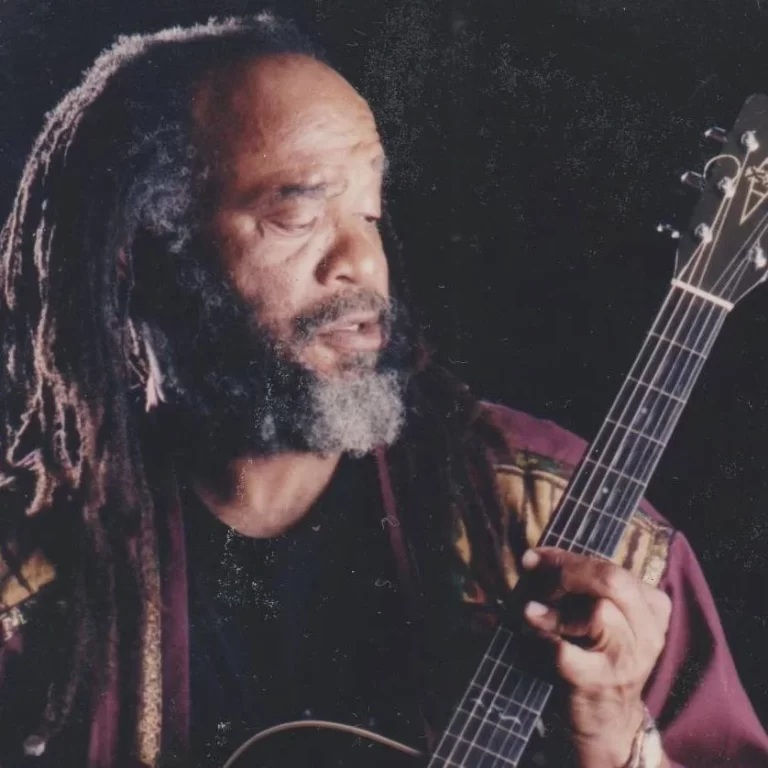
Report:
0,13,321,762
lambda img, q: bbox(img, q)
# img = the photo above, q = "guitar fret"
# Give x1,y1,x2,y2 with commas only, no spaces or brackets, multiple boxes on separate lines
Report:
583,458,644,486
540,532,604,554
465,682,546,717
604,418,665,444
627,376,686,402
648,331,707,355
426,280,732,767
464,675,543,722
458,698,542,722
456,706,527,736
439,731,519,765
560,497,636,526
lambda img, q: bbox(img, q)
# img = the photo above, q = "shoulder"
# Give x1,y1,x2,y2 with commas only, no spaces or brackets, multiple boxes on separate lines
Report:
476,401,589,468
473,402,675,588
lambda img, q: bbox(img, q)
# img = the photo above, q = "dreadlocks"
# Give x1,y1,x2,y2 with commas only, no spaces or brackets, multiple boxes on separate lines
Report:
0,14,325,761
0,12,516,764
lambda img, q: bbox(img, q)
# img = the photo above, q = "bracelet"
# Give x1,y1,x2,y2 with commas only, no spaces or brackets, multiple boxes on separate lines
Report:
623,707,663,768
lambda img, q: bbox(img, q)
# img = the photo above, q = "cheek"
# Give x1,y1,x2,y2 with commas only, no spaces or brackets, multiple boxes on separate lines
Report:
212,213,319,327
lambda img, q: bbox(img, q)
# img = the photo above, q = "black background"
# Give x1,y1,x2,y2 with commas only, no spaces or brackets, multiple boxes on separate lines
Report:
2,0,768,721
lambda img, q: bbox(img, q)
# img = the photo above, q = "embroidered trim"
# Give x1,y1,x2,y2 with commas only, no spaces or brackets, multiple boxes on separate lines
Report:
0,549,56,612
478,450,673,590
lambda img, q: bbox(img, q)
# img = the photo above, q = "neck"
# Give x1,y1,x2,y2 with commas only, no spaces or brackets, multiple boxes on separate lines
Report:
190,449,342,538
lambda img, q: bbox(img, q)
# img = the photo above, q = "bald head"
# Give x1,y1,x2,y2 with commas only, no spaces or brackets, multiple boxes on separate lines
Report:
192,54,382,193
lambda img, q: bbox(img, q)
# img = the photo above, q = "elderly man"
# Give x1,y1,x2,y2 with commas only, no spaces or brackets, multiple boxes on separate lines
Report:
0,13,764,768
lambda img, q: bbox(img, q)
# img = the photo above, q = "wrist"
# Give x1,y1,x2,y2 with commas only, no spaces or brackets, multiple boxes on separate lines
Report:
573,702,645,768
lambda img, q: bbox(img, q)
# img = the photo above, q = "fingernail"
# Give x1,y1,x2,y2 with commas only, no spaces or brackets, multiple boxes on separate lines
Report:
524,601,549,618
522,549,540,569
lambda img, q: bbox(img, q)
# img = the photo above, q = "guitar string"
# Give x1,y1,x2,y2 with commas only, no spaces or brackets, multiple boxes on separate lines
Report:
575,155,758,556
487,175,749,767
487,184,741,766
439,628,549,768
546,166,739,556
476,629,550,768
546,288,717,556
587,178,768,555
585,293,724,553
428,627,510,768
430,627,518,767
445,264,744,768
512,157,760,761
432,157,761,767
483,646,551,767
480,271,734,766
585,243,752,557
588,296,733,557
468,634,536,768
585,301,726,558
549,193,730,552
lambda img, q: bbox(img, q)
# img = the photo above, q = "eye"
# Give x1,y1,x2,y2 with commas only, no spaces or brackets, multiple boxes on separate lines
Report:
267,216,319,236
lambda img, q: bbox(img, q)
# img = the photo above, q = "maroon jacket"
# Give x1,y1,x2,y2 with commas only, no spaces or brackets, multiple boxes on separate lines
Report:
0,404,765,766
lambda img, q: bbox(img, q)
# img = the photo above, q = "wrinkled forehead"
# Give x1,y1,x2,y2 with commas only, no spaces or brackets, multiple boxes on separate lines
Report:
190,53,382,170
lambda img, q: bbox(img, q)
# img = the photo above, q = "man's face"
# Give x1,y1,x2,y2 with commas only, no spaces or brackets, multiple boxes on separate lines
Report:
194,54,390,378
147,54,409,459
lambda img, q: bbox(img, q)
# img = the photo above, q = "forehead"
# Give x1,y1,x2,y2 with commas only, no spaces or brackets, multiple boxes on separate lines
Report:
192,54,384,185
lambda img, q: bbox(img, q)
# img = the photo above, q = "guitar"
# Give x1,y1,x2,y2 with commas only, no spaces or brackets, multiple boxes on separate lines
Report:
222,94,768,767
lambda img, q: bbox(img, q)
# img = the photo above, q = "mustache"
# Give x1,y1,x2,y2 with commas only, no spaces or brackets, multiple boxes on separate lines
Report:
292,290,393,341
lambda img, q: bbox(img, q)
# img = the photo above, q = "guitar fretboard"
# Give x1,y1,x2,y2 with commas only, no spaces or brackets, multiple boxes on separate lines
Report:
431,285,730,767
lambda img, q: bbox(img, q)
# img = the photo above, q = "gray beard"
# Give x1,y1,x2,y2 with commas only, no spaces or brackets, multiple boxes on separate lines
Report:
291,368,405,457
136,243,413,459
142,304,409,459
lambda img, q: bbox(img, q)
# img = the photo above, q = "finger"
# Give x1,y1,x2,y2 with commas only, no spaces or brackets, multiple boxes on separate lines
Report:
522,548,649,630
523,600,591,637
555,634,613,688
524,598,629,649
521,616,613,687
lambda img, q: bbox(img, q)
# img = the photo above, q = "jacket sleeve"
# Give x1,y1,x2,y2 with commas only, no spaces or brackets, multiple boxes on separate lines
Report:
647,531,768,767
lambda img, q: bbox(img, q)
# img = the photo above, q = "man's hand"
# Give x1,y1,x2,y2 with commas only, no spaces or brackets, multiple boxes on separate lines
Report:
521,547,672,768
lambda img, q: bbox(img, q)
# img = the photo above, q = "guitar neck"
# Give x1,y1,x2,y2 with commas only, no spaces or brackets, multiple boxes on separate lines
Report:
430,283,730,767
541,283,729,557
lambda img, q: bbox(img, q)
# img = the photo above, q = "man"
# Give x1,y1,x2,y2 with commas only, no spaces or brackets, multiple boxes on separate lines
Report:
0,13,764,768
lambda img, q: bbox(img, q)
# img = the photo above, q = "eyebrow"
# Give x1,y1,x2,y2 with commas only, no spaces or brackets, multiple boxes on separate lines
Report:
241,154,389,207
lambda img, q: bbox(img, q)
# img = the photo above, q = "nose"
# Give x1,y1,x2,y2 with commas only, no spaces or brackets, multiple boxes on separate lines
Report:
316,218,388,292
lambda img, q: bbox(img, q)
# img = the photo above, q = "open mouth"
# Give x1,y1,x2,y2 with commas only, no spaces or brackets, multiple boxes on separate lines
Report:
314,313,384,352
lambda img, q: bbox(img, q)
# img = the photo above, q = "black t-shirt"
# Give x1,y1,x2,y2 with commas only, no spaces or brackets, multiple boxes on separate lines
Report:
183,456,426,766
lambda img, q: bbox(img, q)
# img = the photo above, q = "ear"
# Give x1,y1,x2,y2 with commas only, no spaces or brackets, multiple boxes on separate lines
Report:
142,323,167,411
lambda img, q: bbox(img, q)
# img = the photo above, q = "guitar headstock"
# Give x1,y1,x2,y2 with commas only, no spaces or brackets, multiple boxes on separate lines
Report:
674,94,768,308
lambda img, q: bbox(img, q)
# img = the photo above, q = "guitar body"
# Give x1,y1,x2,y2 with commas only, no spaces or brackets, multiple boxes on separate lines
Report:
222,720,423,768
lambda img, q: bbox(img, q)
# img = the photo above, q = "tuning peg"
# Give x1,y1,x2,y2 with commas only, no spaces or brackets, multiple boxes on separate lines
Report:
717,176,736,198
742,130,760,152
656,223,681,239
749,243,768,270
680,171,705,190
704,126,727,143
694,223,714,243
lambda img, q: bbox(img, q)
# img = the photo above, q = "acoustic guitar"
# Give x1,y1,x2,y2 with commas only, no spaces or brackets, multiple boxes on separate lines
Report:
223,94,768,767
